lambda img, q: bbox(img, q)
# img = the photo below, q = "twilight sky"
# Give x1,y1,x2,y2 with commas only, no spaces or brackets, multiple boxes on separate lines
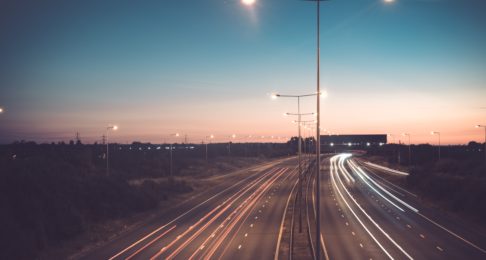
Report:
0,0,485,144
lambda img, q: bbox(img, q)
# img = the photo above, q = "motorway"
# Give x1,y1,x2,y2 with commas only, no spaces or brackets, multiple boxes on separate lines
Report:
79,153,486,260
316,153,486,260
79,157,300,260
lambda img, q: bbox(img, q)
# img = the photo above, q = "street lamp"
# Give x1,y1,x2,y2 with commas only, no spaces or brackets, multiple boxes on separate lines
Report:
205,135,214,161
274,93,318,234
476,125,486,165
106,125,118,176
241,0,256,6
304,2,330,258
169,133,180,177
430,131,441,161
0,107,3,113
402,133,411,165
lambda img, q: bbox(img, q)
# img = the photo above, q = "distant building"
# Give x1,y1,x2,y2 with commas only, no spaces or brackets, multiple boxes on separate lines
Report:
321,134,387,147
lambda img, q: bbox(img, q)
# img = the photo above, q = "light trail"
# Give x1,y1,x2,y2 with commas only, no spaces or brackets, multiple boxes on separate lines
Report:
350,160,418,213
347,160,406,212
108,164,282,260
338,153,355,183
359,160,486,254
331,154,414,260
364,162,409,176
150,167,287,259
125,225,177,260
330,155,395,260
193,173,283,259
206,168,291,260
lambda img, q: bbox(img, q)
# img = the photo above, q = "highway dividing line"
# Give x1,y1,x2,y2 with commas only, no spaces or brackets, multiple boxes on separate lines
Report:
331,154,414,260
215,167,298,259
274,178,299,260
348,160,406,213
350,160,419,213
359,159,486,255
195,168,290,260
415,211,486,254
330,156,395,259
150,169,284,259
173,167,289,260
311,160,330,260
109,166,280,260
358,161,418,198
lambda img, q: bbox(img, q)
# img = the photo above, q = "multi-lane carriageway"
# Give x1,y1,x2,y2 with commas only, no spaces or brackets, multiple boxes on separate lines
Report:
316,154,486,260
80,154,486,260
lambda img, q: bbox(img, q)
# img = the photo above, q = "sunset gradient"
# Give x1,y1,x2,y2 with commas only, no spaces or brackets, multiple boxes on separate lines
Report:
0,0,485,144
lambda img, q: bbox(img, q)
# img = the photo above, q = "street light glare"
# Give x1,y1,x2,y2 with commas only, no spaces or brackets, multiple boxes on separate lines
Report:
241,0,256,6
113,125,118,131
320,90,328,99
270,93,278,100
0,107,3,113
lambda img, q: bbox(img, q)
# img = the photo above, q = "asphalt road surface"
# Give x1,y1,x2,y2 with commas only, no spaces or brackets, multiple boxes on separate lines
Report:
79,157,300,260
317,153,486,260
80,153,486,260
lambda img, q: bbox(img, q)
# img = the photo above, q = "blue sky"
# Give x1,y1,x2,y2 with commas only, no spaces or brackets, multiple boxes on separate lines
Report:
0,0,485,144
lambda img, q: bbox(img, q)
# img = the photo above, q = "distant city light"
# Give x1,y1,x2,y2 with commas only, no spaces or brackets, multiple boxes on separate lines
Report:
330,143,334,147
367,142,371,146
348,142,352,147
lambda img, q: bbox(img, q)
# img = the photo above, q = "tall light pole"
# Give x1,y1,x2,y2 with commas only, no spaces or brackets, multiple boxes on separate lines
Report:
169,133,180,177
430,131,441,161
476,125,486,165
309,1,329,258
403,133,411,165
106,125,118,176
273,93,317,233
205,135,214,161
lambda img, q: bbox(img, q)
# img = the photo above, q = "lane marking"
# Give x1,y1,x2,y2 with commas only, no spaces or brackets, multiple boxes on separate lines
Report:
416,211,486,254
108,166,282,260
331,155,412,260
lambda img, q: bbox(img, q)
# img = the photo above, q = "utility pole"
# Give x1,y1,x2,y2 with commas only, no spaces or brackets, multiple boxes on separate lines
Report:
75,132,81,144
